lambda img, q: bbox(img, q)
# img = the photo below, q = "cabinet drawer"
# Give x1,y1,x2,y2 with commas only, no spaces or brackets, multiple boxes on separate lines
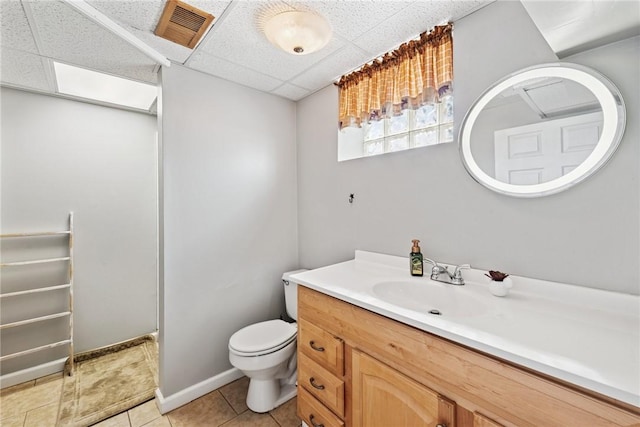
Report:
299,352,345,417
298,386,344,427
299,318,344,376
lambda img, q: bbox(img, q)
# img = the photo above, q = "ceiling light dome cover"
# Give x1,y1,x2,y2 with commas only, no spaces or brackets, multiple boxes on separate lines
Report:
265,11,332,55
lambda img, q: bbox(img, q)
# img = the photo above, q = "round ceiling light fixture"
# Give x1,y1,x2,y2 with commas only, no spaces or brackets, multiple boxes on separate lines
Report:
264,10,332,55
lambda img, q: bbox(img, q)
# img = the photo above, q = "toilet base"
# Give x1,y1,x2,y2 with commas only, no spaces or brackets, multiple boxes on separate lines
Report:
274,383,297,408
246,380,297,413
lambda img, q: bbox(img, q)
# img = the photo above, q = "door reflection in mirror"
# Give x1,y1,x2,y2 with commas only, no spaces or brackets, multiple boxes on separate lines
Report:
459,63,625,198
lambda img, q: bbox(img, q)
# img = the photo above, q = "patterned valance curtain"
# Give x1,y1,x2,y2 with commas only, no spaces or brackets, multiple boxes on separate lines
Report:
337,24,453,129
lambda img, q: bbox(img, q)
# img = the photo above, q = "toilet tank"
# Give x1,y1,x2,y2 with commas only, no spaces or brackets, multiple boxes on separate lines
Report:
282,269,308,321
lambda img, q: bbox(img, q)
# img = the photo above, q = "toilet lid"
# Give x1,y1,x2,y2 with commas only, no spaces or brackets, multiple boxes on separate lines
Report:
229,319,297,355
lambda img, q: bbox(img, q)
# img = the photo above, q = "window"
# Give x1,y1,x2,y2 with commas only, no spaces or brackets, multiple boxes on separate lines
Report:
338,96,454,161
336,24,453,161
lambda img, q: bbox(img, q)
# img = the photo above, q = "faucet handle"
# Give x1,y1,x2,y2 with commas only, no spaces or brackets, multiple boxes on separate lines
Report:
424,258,439,267
452,264,470,285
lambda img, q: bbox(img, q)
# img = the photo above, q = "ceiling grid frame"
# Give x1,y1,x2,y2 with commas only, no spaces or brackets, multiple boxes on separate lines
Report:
20,0,57,92
2,0,636,106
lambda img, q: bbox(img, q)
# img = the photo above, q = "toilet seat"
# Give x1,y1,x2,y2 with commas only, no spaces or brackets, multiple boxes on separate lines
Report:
229,319,297,356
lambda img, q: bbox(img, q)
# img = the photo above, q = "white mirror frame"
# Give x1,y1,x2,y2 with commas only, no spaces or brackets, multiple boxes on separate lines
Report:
459,63,626,198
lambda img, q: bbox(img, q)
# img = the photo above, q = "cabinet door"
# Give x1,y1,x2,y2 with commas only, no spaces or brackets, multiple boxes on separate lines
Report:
352,349,455,427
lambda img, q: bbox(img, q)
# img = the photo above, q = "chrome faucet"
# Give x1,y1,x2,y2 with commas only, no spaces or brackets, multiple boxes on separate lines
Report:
424,258,470,286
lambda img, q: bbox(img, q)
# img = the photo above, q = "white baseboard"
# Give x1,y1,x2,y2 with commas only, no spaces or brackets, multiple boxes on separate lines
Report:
0,358,66,389
154,367,244,414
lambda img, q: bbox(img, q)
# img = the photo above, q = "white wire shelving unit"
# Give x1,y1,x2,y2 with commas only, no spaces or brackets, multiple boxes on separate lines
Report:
0,212,75,377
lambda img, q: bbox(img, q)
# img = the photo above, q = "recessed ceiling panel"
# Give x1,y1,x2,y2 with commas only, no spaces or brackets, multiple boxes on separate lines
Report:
54,61,157,110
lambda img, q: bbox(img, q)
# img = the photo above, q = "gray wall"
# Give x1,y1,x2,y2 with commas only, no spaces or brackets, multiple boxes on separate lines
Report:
1,88,158,374
296,1,640,294
159,64,299,397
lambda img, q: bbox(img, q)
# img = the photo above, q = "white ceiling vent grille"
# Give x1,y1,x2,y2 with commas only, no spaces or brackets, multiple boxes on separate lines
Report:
155,0,214,49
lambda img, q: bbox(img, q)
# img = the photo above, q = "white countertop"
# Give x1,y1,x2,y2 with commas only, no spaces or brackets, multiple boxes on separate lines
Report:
291,250,640,407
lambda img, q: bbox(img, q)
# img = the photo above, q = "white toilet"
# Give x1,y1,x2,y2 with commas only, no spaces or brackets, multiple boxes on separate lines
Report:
228,269,307,413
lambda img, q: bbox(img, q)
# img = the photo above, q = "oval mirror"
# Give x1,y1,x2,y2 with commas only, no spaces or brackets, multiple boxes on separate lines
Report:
459,63,625,197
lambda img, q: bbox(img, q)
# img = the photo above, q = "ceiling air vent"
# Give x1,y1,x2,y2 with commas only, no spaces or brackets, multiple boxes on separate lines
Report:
155,0,214,49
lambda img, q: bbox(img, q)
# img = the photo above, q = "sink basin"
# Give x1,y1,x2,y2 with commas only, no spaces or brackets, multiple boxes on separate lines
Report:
372,280,487,318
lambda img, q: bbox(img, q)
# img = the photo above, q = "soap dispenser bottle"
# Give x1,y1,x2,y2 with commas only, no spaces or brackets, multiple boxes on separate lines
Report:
410,239,423,277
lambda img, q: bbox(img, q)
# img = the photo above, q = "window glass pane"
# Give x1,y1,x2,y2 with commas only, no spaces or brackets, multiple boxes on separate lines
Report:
387,110,409,135
337,96,454,161
412,128,439,147
364,120,384,141
386,134,410,152
364,139,384,156
439,123,454,143
440,96,454,123
413,104,438,129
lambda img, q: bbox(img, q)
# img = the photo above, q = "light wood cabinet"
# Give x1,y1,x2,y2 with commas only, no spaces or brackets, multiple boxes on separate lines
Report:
299,318,344,376
298,286,640,427
298,352,345,417
473,412,504,427
352,349,455,427
299,387,345,427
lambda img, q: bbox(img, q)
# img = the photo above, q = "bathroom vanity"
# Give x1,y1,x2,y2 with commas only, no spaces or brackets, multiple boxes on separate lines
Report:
292,251,640,427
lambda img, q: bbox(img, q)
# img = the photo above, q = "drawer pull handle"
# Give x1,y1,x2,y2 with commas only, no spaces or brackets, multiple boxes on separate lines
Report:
309,340,325,352
309,377,325,390
309,414,324,427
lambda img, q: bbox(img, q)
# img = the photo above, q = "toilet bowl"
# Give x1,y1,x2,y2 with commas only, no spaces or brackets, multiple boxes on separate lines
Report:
228,269,307,413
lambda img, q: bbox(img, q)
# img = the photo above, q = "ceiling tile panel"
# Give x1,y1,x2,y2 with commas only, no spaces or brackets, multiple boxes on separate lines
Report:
291,44,371,91
0,1,39,54
285,0,414,41
189,51,284,92
0,46,52,92
131,27,193,63
354,0,490,58
28,0,158,83
197,0,346,81
270,83,309,101
86,0,165,32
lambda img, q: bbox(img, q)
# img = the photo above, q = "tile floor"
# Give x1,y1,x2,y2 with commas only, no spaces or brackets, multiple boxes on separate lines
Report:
0,374,301,427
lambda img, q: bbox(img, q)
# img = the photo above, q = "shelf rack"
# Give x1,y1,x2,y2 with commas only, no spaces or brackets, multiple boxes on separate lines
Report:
0,213,74,376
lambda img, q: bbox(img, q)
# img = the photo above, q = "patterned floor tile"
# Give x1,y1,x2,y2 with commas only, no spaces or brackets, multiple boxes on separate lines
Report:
167,390,237,427
128,399,162,427
270,397,301,427
219,376,249,414
220,410,279,427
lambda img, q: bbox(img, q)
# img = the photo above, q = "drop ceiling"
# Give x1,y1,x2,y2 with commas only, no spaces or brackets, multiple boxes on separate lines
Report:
1,0,638,108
